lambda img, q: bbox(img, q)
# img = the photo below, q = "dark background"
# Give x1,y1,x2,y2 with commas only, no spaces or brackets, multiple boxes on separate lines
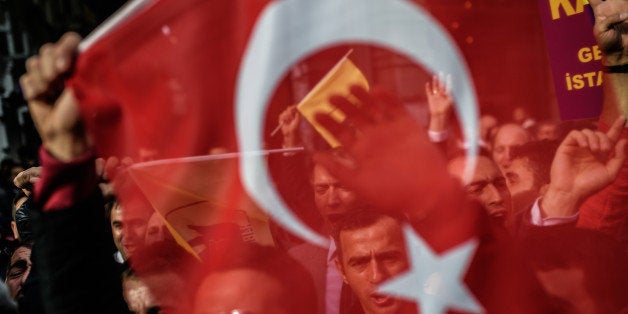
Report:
0,0,124,162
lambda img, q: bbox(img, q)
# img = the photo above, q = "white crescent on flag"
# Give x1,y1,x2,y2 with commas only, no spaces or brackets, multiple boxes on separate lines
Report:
236,0,480,247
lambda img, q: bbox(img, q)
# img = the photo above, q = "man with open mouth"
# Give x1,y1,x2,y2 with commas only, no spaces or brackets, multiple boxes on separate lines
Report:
333,210,415,314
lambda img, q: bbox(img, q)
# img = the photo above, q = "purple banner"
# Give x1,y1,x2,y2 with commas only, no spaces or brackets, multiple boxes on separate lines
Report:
537,0,602,120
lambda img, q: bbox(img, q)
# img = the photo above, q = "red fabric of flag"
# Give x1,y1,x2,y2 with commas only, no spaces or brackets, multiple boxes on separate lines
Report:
64,0,627,313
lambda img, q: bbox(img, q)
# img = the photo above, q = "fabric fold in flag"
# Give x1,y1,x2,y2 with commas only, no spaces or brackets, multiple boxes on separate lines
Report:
122,154,273,257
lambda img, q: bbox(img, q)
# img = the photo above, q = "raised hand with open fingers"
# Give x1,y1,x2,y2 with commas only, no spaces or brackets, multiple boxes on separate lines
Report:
541,116,627,217
426,74,453,133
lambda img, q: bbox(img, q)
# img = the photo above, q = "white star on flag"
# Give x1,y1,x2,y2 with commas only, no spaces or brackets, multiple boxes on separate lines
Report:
377,224,484,314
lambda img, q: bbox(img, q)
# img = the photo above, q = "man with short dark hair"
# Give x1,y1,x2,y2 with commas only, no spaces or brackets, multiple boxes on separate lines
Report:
447,154,511,226
277,106,369,314
310,159,367,230
333,211,414,314
4,242,32,304
505,140,558,217
107,199,151,263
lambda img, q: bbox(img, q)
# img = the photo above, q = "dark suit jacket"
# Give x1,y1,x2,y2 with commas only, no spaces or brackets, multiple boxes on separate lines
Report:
32,177,129,314
288,241,361,314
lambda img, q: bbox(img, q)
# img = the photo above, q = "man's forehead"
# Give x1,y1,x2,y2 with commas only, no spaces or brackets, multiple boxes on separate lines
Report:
312,164,339,184
114,203,153,221
449,156,501,182
111,206,124,221
339,218,404,252
495,125,529,145
471,157,503,180
125,210,152,221
345,247,405,263
11,247,31,263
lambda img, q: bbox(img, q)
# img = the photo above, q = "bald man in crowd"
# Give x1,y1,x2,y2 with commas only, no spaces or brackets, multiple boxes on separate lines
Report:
491,124,532,172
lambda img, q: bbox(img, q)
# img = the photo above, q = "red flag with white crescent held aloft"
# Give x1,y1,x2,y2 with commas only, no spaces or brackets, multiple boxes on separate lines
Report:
65,0,628,313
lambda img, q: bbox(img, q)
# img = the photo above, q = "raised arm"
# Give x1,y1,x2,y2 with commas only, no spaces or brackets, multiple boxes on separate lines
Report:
278,105,301,148
540,116,626,218
590,0,628,122
20,32,90,162
315,85,554,313
20,33,129,314
425,74,453,136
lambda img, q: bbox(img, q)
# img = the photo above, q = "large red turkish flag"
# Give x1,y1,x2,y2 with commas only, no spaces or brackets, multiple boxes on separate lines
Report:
64,1,626,313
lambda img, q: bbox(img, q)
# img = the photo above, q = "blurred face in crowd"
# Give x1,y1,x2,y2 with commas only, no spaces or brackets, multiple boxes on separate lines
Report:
535,122,558,141
145,212,167,246
311,164,364,227
448,156,511,225
492,124,530,170
336,216,413,314
512,107,530,125
5,246,32,301
480,114,498,144
111,203,148,260
193,268,288,314
503,158,541,215
123,275,159,314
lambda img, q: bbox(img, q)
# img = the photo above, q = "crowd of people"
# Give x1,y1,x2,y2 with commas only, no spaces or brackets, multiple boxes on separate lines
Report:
0,0,626,313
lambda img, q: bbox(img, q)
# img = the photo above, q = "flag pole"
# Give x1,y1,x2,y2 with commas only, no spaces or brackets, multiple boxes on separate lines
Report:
79,0,155,52
130,147,305,169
